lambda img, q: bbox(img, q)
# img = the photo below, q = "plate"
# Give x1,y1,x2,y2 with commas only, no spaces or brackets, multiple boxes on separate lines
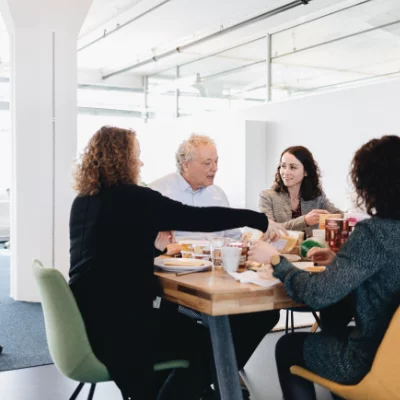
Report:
292,262,314,270
154,257,212,273
282,254,301,262
292,262,326,273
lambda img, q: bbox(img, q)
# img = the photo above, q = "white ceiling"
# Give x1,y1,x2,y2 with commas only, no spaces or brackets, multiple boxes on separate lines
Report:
1,0,400,98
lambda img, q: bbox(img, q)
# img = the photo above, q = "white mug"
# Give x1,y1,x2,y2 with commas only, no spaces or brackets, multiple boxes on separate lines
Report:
221,247,241,273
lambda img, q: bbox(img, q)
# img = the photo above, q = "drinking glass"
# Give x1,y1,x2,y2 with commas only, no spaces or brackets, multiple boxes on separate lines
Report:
210,236,226,270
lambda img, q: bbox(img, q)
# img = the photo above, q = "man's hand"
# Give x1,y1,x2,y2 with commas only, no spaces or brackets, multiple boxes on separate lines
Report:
304,209,329,226
307,247,336,266
154,231,173,252
264,220,288,241
248,240,280,264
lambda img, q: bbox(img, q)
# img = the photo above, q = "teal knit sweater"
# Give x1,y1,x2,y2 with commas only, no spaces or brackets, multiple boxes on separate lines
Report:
273,217,400,384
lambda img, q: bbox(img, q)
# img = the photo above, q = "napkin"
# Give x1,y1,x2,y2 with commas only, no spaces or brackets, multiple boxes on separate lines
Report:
228,270,280,288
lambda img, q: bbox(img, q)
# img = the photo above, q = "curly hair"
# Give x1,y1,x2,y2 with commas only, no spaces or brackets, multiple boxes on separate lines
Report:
176,134,216,173
350,135,400,219
273,146,322,201
73,126,140,196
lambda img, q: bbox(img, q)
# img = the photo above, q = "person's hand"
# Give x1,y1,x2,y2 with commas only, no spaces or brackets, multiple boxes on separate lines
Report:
304,209,329,226
165,243,182,256
248,240,280,264
263,220,288,241
154,231,173,252
307,247,336,266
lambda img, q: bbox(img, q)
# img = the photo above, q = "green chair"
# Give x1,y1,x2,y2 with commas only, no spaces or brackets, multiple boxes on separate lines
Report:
32,259,189,400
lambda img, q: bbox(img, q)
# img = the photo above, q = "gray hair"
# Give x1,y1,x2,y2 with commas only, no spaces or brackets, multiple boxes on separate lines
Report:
176,134,216,173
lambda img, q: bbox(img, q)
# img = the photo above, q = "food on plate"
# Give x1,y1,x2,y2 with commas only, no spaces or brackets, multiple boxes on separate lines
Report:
163,259,207,267
245,260,266,271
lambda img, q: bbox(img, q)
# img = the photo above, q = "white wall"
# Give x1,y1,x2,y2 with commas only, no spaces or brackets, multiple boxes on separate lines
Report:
142,77,400,212
238,78,400,211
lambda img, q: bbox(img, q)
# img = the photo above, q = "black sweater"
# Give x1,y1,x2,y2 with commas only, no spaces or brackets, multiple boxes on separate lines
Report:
68,184,268,388
69,184,268,289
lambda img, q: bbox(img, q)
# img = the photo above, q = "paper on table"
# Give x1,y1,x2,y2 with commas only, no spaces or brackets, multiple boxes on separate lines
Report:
228,270,280,288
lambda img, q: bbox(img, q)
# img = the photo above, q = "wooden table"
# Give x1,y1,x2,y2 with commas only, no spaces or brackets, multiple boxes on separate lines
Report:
155,270,300,400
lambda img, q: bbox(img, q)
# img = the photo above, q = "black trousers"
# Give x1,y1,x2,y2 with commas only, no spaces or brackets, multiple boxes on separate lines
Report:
275,297,353,400
73,275,279,400
155,304,280,399
230,309,280,370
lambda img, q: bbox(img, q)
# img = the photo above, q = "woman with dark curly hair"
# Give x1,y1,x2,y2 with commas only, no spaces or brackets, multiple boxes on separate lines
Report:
249,135,400,400
68,126,279,400
259,146,342,234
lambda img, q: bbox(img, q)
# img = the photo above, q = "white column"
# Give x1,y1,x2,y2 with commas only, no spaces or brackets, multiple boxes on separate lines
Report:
0,0,93,301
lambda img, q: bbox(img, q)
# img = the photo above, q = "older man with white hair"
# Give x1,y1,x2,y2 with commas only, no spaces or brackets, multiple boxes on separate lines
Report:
150,134,280,398
151,134,241,240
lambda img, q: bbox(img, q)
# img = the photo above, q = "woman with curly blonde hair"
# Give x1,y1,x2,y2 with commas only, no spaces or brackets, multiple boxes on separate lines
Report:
69,126,275,400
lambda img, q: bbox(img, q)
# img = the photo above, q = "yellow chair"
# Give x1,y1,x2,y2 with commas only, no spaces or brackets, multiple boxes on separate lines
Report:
290,307,400,400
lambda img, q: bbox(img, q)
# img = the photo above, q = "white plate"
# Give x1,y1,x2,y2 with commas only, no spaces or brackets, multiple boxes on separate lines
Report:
282,254,301,262
154,257,212,272
292,262,314,270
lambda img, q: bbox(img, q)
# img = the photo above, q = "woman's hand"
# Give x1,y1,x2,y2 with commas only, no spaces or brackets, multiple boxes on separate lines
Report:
264,220,288,241
165,243,182,256
304,209,329,226
248,240,280,264
154,231,173,252
307,247,336,266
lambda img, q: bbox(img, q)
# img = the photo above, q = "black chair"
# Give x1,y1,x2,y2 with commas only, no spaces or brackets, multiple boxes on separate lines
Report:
285,308,320,334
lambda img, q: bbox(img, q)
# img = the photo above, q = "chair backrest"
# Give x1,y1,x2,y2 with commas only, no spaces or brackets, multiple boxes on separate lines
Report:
367,306,400,396
32,259,109,383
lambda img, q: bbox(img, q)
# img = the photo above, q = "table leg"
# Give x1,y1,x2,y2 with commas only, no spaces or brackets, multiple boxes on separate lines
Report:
202,314,243,400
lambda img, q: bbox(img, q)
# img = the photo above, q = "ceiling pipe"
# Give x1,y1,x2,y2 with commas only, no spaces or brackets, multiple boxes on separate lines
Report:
78,0,173,52
102,0,312,80
151,36,265,78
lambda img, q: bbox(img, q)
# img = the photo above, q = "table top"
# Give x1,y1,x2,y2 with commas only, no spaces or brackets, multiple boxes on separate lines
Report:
155,270,301,316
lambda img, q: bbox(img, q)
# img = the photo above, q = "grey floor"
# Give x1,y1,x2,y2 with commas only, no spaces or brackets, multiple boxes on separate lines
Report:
0,329,333,400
